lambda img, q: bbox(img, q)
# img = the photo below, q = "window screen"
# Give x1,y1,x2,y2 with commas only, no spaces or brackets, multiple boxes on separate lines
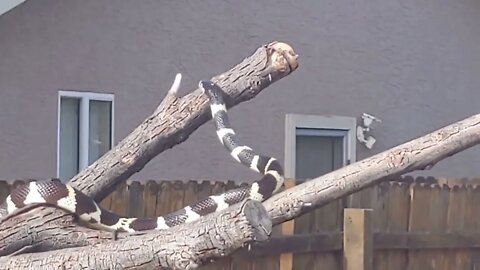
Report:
295,128,347,180
59,97,80,181
88,100,112,165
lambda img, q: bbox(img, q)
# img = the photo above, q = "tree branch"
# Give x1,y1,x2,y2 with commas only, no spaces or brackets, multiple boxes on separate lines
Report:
4,114,479,269
4,39,478,269
0,42,298,258
0,200,271,270
263,113,480,226
71,41,299,201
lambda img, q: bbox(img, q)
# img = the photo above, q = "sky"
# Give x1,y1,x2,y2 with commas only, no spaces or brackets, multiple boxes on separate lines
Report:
0,0,25,16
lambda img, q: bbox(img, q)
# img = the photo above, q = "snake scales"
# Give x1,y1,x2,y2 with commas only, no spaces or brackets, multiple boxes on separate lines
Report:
0,80,284,232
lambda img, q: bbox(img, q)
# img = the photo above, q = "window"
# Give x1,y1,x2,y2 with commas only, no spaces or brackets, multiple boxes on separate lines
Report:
57,91,114,181
284,114,356,181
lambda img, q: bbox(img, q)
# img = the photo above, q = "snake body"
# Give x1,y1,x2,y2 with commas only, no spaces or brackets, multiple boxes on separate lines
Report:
0,80,284,232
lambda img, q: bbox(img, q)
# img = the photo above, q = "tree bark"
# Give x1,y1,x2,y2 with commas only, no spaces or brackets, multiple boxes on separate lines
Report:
0,42,298,249
0,41,299,257
71,41,298,201
2,38,480,269
263,113,480,226
0,200,271,270
3,114,479,269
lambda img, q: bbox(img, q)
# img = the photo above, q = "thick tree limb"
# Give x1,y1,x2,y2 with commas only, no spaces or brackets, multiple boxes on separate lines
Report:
263,113,480,225
3,38,479,269
0,200,271,270
71,41,299,201
0,41,298,256
3,114,479,269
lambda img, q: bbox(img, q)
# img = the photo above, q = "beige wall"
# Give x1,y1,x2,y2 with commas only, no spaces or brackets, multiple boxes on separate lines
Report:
0,0,479,181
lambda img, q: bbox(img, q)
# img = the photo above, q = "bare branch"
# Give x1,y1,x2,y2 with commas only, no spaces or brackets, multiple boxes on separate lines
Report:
7,41,480,269
264,113,480,225
70,41,298,201
0,200,271,270
168,73,182,96
3,114,480,270
0,42,299,259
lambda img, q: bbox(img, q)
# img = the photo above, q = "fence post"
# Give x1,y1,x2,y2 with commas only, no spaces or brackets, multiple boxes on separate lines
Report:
343,208,373,270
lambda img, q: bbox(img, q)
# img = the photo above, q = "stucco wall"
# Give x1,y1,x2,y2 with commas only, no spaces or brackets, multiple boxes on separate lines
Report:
0,0,479,181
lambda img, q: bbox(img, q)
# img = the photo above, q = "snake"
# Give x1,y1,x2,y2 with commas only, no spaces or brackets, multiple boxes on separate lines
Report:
0,80,285,233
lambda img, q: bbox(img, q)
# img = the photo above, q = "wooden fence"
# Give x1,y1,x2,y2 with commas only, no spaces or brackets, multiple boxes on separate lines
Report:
2,176,480,270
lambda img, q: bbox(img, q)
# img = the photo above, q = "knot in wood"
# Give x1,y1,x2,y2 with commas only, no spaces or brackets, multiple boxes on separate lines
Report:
269,42,298,72
387,149,409,168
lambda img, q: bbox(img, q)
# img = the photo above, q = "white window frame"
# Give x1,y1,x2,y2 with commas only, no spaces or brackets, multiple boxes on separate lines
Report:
284,113,357,179
57,90,115,178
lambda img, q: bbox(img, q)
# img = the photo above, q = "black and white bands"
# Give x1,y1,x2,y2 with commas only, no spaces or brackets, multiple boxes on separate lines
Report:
0,80,285,233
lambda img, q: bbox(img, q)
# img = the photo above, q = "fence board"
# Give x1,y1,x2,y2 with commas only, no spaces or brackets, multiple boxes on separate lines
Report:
211,181,227,197
407,182,433,270
312,196,343,270
444,185,471,270
347,186,376,210
407,183,449,270
182,181,198,206
292,214,315,269
143,180,158,218
155,181,172,216
126,181,144,217
109,181,127,216
344,208,373,270
170,180,187,212
198,181,231,270
197,180,215,201
371,182,392,270
376,182,409,270
465,186,480,268
430,184,450,270
371,182,389,231
99,189,113,210
4,178,480,270
293,201,342,270
216,181,238,270
228,181,255,270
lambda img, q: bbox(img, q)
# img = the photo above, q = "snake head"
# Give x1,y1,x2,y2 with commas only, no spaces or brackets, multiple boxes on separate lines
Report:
199,80,225,104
